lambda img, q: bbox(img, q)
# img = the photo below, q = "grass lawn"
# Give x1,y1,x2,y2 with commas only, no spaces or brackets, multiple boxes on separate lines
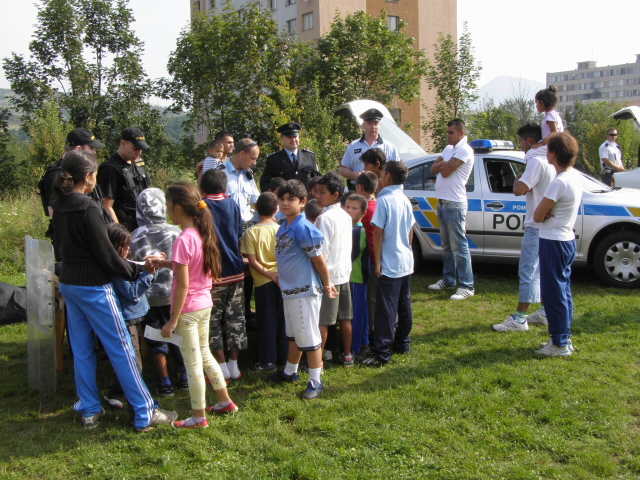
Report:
1,195,640,479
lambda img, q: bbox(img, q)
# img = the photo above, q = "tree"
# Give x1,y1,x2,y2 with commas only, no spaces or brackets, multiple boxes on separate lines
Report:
422,22,481,151
565,101,640,176
161,3,294,147
300,11,428,109
500,78,540,127
466,98,520,145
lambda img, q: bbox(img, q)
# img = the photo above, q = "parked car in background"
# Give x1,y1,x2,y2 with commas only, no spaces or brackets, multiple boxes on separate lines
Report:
611,106,640,188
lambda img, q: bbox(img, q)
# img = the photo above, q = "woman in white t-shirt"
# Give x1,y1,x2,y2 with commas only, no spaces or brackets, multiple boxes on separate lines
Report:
533,132,582,357
533,85,564,148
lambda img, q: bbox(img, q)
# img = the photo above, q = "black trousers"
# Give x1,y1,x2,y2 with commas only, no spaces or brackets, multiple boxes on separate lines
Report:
254,281,288,365
371,274,412,363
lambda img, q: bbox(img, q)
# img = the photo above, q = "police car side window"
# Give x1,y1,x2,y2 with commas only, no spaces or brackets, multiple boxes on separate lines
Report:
466,167,474,193
404,165,425,190
484,159,525,194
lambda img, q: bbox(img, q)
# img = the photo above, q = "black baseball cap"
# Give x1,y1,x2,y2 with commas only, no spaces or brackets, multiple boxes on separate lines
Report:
276,122,301,137
66,128,105,149
359,108,383,122
121,127,150,150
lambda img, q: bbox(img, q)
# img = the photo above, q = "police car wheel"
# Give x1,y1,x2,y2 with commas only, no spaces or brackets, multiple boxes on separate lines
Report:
593,231,640,289
412,238,424,272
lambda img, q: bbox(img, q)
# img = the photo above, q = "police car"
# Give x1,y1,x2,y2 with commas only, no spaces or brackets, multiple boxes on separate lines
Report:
405,140,640,289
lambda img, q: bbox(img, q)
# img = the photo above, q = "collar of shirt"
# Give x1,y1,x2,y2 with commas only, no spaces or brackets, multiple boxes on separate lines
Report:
359,135,384,146
224,158,245,175
321,202,342,214
203,193,227,201
378,184,404,198
605,141,619,148
453,135,469,151
279,213,304,234
286,148,299,161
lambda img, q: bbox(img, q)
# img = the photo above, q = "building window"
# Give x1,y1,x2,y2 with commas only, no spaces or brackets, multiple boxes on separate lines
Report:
209,0,215,8
192,1,200,14
269,0,276,9
389,108,401,125
386,16,399,32
287,18,296,34
302,12,313,31
197,123,205,135
286,0,295,5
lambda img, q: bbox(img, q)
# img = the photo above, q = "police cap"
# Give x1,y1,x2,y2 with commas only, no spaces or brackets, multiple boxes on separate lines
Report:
121,127,150,151
66,128,105,149
359,108,383,122
276,123,301,137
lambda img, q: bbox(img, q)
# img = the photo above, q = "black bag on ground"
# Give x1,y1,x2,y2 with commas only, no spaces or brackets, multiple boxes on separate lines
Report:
0,282,27,325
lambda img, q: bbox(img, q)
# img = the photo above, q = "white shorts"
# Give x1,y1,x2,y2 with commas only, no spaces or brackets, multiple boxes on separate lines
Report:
283,295,322,351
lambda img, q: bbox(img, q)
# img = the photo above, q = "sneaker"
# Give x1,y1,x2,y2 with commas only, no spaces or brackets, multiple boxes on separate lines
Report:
526,309,548,326
172,418,209,429
302,380,323,400
269,370,300,384
534,341,572,357
248,362,277,373
103,395,124,409
205,401,238,415
392,346,412,355
428,280,452,291
81,408,105,429
358,353,387,367
157,384,175,397
492,315,529,332
135,408,179,433
359,345,370,356
339,352,355,367
539,338,575,352
450,288,474,300
322,349,333,362
177,374,189,390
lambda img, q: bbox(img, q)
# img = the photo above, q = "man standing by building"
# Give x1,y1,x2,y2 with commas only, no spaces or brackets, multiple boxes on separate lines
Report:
97,127,151,231
340,108,399,190
428,119,475,300
260,123,319,192
599,128,625,186
492,124,555,331
39,128,110,259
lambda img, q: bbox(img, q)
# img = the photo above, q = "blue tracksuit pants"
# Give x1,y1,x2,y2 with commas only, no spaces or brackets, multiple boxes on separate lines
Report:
59,283,156,429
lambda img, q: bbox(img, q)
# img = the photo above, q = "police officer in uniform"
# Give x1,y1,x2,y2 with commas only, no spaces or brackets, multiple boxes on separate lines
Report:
259,122,320,192
97,127,151,231
340,108,399,190
38,128,111,260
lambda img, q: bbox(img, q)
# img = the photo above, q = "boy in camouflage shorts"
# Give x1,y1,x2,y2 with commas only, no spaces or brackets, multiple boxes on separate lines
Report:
201,169,247,381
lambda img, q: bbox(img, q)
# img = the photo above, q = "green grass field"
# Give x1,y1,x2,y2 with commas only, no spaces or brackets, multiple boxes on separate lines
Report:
1,195,639,479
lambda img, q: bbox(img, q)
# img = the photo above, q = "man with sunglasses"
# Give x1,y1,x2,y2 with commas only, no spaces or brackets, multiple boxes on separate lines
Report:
98,127,152,230
599,128,625,186
218,138,260,229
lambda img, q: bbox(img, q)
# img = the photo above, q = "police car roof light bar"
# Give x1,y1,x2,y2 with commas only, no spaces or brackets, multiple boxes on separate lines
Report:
469,139,514,151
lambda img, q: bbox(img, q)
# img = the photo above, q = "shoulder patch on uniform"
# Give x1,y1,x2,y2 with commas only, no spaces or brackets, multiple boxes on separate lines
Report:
217,163,227,170
267,151,279,157
301,149,315,154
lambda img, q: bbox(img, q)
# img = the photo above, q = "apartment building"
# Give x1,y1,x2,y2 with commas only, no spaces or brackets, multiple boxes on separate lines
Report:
547,55,640,113
190,0,456,148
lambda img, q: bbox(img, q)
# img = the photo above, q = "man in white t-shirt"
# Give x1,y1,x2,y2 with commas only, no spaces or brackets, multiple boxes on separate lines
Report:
428,119,475,300
599,128,624,186
493,124,555,332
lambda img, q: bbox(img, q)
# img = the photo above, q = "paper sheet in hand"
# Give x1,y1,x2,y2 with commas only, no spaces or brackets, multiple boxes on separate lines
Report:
144,325,183,347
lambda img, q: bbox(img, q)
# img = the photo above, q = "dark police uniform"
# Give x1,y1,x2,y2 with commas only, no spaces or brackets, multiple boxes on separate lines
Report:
260,123,320,192
97,152,151,231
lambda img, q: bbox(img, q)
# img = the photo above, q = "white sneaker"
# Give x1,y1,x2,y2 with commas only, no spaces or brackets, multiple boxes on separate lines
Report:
539,338,575,352
492,315,529,332
534,340,571,357
450,288,474,300
428,280,452,291
526,309,548,325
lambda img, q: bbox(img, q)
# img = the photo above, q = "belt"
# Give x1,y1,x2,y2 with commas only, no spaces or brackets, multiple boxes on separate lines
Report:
438,199,453,205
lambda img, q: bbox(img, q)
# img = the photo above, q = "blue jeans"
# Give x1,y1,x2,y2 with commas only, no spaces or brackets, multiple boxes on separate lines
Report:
437,201,474,290
539,238,576,347
518,227,541,304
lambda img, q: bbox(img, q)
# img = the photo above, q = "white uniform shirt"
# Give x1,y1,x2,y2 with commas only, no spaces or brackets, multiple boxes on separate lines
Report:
539,169,583,242
435,136,474,203
341,135,399,174
315,203,353,285
519,147,556,229
599,140,623,169
220,158,260,222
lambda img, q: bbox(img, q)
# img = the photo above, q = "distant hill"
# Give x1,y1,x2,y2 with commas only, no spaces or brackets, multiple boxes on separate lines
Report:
473,76,546,108
0,88,188,142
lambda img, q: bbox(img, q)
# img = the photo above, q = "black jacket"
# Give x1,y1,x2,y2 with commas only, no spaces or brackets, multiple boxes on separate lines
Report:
260,149,319,192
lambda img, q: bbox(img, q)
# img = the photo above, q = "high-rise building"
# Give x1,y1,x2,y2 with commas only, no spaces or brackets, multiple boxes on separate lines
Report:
189,0,456,148
547,55,640,113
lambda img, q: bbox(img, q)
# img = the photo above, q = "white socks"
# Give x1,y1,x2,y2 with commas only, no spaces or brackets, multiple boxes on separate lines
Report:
283,361,299,376
228,359,241,379
308,367,322,385
219,362,231,380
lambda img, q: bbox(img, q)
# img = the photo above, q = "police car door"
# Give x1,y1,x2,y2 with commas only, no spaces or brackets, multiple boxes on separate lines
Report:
481,156,527,256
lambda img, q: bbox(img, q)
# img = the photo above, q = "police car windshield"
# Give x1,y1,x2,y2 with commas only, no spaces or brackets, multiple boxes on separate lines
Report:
378,117,427,162
578,171,613,193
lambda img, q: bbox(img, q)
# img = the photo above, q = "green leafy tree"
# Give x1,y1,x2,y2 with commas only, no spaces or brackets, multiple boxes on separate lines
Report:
466,98,520,145
422,22,481,151
298,11,427,109
161,3,294,146
565,102,640,175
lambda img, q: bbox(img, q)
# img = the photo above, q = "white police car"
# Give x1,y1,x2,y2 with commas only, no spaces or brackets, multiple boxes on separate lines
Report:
405,140,640,289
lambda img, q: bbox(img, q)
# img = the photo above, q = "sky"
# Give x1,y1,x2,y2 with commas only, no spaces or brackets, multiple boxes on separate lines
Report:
1,0,639,100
